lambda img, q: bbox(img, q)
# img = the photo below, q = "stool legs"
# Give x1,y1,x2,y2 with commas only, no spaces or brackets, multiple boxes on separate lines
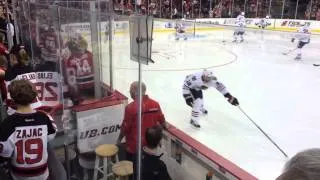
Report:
93,155,119,180
103,157,109,180
93,155,100,180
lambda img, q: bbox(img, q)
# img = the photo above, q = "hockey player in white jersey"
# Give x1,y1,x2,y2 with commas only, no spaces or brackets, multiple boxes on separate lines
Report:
182,70,239,128
256,15,271,29
233,12,246,42
291,24,311,60
175,18,187,40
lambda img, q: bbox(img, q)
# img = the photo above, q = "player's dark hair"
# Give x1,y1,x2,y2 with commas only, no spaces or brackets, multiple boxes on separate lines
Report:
145,125,163,149
9,79,37,106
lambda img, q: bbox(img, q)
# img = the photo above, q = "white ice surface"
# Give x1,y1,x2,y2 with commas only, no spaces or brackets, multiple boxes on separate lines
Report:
103,28,320,180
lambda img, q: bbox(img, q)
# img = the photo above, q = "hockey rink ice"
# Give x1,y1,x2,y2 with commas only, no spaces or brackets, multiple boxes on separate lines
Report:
102,28,320,180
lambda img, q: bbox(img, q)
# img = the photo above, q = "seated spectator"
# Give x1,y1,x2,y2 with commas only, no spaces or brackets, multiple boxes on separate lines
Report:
142,125,172,180
117,81,166,162
0,79,57,180
0,55,7,101
5,44,32,81
277,148,320,180
0,33,8,56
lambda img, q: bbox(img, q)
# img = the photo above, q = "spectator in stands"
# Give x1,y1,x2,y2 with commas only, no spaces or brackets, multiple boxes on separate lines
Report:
5,44,32,81
0,55,7,101
142,125,172,180
117,81,166,162
276,148,320,180
0,33,8,56
0,79,57,180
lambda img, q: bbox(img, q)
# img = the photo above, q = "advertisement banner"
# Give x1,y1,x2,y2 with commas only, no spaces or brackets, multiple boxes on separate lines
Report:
76,103,125,153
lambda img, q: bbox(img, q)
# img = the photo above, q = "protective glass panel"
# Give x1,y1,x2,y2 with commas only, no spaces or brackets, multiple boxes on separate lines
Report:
13,1,115,179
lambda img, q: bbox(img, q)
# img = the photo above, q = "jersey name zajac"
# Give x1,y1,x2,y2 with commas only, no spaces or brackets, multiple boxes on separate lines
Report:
183,72,229,95
0,111,56,180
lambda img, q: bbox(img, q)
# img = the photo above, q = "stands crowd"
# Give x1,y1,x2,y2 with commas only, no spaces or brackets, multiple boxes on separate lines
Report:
113,0,320,19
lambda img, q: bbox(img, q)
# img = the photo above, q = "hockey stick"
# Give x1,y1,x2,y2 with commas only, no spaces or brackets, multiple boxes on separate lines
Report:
282,48,297,55
238,106,289,158
313,64,320,66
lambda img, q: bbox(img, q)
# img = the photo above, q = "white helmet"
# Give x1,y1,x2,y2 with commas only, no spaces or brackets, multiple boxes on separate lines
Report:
241,12,245,16
202,70,217,82
266,15,270,19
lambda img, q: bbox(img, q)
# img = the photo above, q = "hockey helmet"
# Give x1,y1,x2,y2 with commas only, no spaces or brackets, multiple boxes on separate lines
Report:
241,12,245,16
202,70,217,82
79,39,88,49
266,15,270,19
300,25,309,33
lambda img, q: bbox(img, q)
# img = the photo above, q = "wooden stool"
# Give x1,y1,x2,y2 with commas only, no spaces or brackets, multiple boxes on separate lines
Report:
112,161,133,180
93,144,119,180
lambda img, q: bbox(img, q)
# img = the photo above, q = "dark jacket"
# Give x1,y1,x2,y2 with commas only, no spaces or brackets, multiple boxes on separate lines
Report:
4,64,33,81
142,149,172,180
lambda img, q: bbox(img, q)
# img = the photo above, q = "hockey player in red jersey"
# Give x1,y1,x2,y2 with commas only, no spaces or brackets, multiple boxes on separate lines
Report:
64,38,94,103
0,79,57,180
38,25,63,71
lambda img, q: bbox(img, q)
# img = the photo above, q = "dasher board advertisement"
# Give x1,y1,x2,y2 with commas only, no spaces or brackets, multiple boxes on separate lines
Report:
76,103,125,153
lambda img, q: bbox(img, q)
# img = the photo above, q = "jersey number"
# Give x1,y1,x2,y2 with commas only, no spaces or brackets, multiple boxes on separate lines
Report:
76,59,91,75
15,138,43,164
35,82,58,101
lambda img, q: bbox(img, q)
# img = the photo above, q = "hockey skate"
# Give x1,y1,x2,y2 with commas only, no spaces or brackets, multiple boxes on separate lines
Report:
184,36,188,40
240,39,244,43
232,39,237,43
190,119,200,128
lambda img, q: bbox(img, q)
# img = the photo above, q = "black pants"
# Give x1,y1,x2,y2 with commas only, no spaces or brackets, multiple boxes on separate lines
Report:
297,41,309,48
126,151,136,180
183,89,203,107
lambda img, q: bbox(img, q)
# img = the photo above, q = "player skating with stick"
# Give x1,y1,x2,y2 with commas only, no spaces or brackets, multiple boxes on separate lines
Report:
182,69,239,128
283,24,310,60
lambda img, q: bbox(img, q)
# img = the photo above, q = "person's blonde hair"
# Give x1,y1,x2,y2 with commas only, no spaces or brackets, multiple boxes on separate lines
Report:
277,148,320,180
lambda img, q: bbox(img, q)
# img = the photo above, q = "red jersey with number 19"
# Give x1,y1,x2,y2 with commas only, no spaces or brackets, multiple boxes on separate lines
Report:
0,111,57,180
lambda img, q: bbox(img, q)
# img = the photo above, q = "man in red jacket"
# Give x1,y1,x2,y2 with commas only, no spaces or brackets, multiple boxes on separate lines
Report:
117,81,166,162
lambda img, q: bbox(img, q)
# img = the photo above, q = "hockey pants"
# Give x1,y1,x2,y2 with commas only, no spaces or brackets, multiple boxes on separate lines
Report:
183,88,205,123
296,41,309,58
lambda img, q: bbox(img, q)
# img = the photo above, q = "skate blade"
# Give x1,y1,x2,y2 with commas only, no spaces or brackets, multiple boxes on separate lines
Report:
190,120,201,128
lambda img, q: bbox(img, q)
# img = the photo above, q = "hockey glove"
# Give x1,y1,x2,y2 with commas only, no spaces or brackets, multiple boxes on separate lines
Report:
224,93,239,106
183,94,193,107
291,38,295,43
201,85,209,90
